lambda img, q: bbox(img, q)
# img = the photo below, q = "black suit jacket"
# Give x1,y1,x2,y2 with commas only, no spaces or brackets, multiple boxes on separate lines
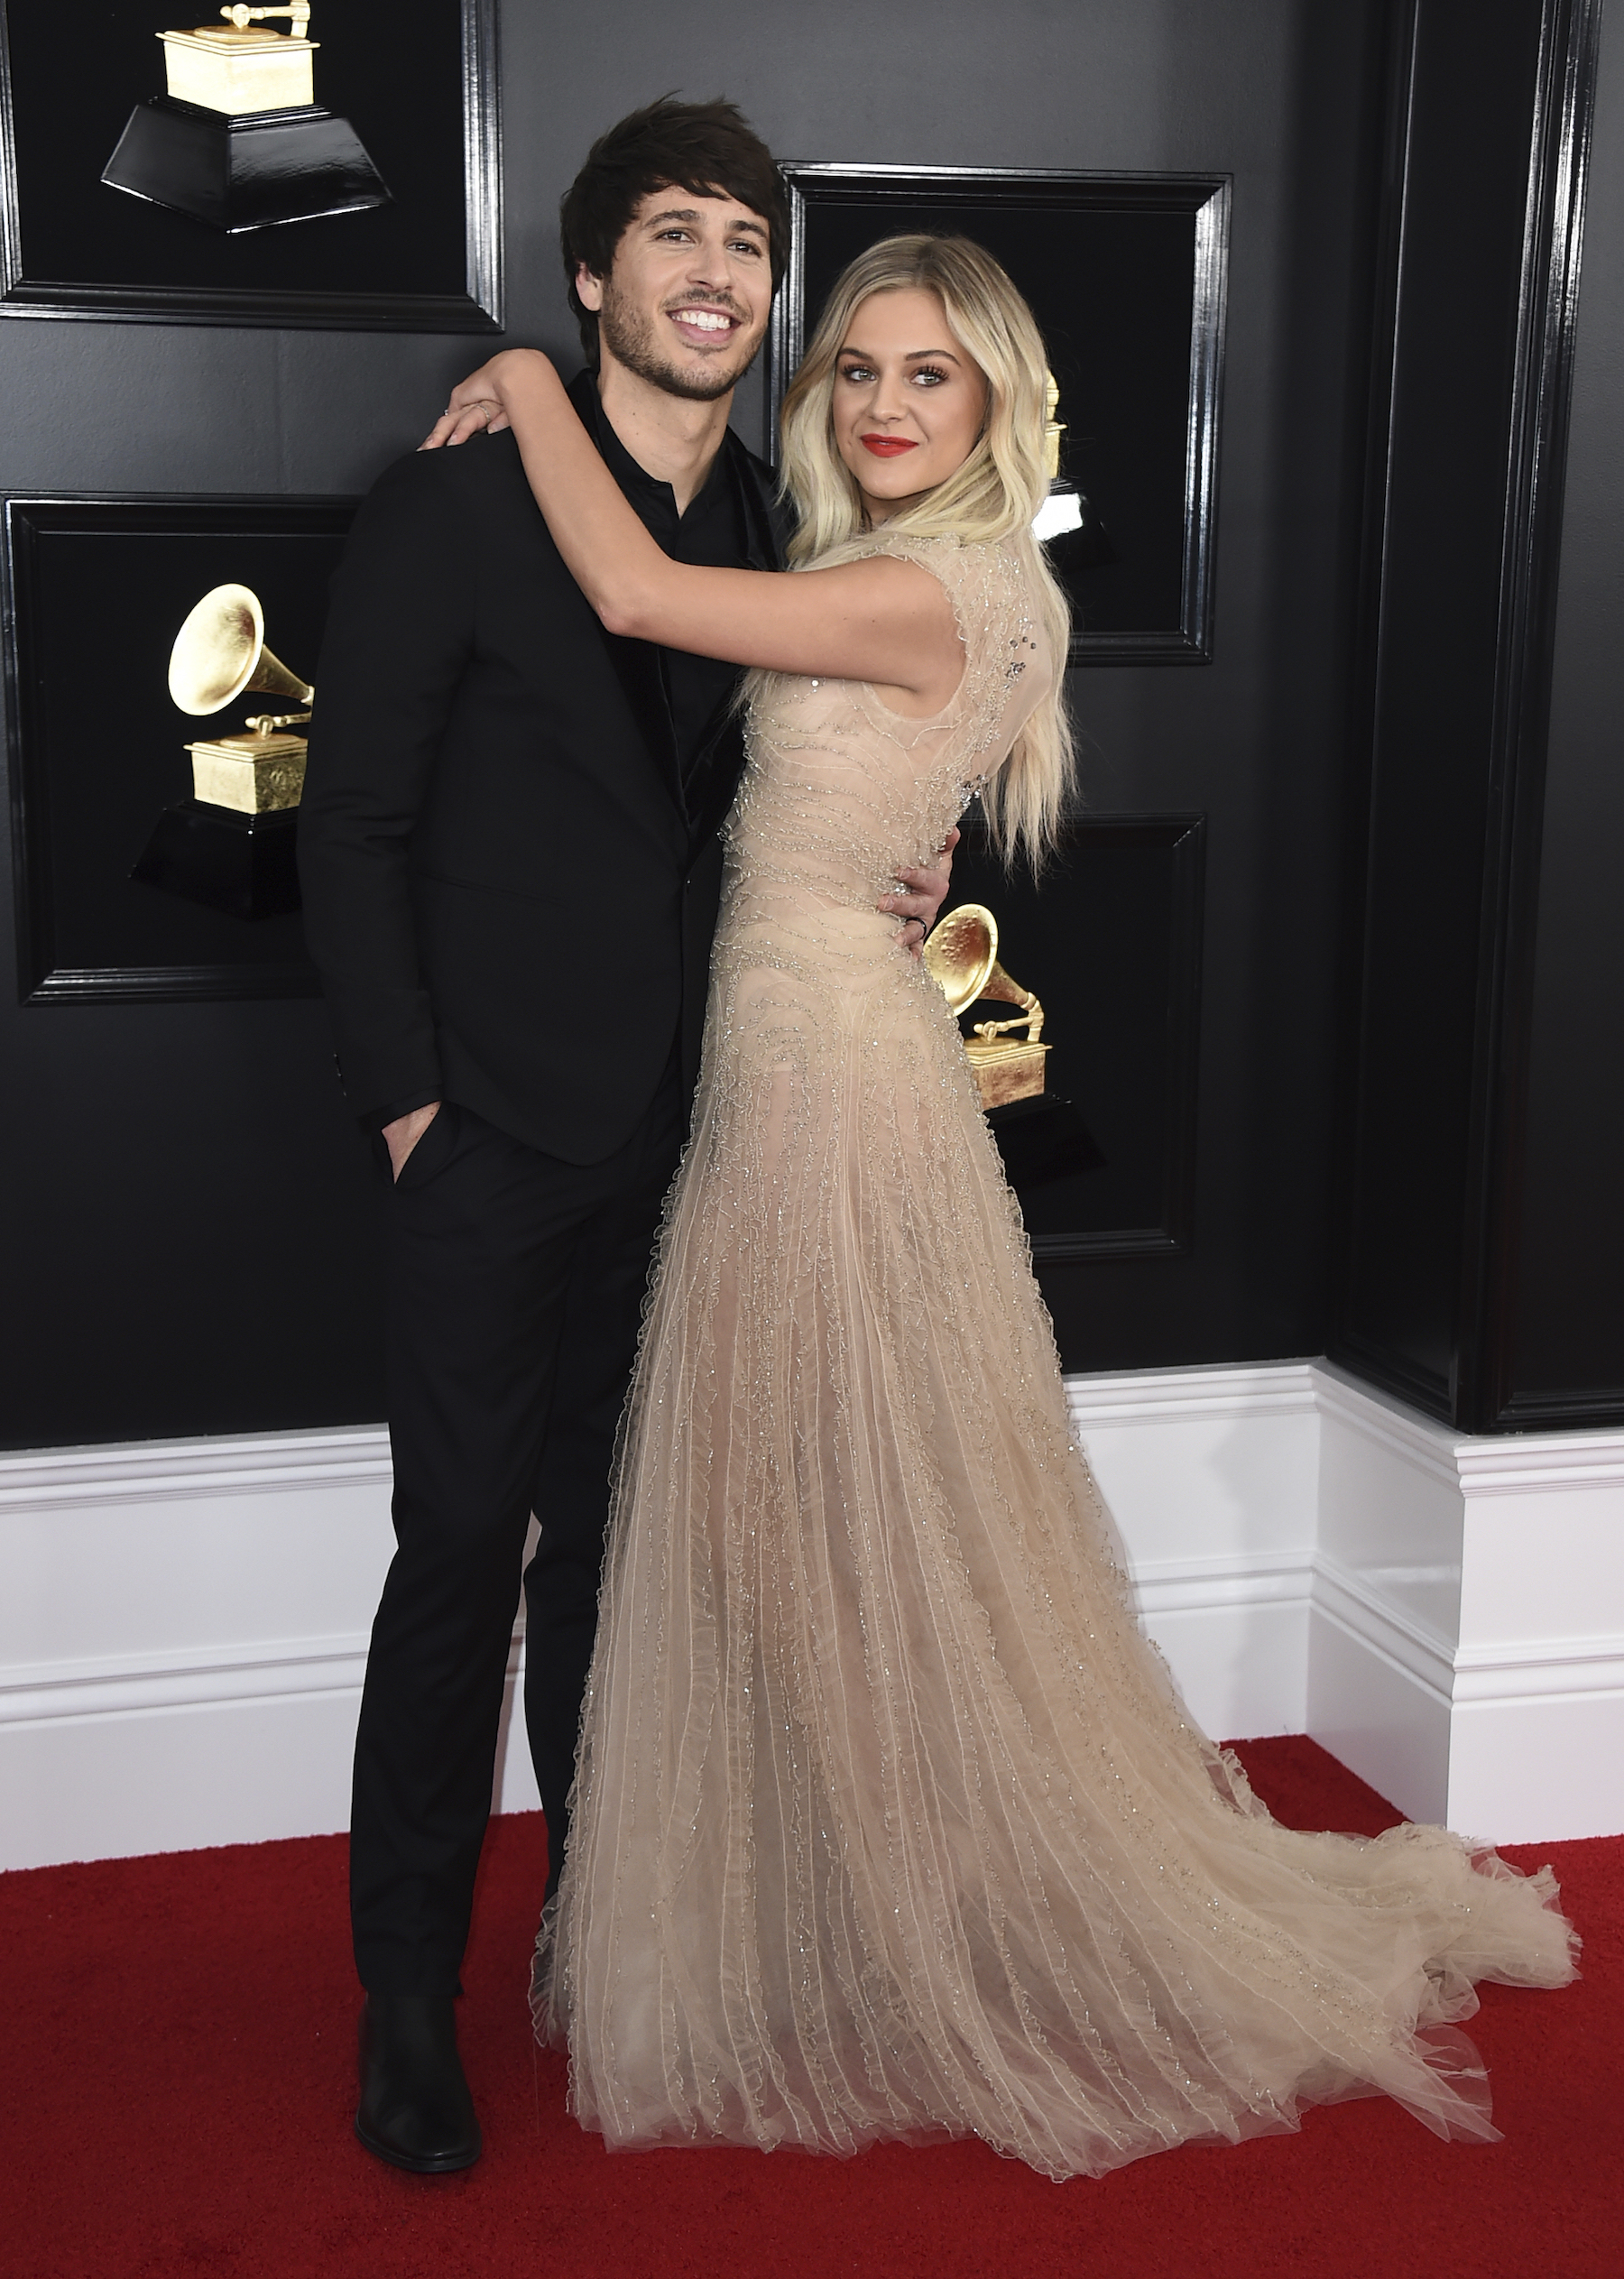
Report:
298,378,784,1165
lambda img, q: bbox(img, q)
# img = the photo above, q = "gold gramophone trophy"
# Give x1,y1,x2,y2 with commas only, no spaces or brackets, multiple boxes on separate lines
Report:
925,901,1105,1186
130,584,314,919
924,904,1049,1111
1030,372,1115,567
103,5,390,234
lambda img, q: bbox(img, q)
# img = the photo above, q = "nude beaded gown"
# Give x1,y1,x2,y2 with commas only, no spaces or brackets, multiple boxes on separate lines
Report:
533,533,1576,2181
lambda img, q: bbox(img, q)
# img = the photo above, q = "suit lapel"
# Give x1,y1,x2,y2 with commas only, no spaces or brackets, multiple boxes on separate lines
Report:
601,625,682,812
728,429,788,575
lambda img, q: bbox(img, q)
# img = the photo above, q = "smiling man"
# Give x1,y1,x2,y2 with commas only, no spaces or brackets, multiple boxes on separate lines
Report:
296,97,950,2178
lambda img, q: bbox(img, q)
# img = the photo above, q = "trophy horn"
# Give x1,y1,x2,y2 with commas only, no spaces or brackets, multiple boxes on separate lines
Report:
167,584,314,717
923,903,1044,1042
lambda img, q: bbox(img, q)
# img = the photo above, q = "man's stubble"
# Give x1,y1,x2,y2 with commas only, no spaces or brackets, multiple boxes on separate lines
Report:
595,274,762,404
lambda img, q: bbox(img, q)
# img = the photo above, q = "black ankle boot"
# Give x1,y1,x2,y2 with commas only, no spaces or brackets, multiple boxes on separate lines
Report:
355,1993,483,2173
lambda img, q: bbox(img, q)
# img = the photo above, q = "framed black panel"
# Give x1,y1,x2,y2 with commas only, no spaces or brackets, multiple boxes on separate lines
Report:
4,492,358,1003
1329,0,1605,1428
941,813,1204,1259
0,0,501,330
769,165,1229,665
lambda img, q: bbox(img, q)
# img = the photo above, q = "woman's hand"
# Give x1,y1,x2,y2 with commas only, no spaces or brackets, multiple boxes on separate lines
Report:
420,348,558,451
882,826,959,955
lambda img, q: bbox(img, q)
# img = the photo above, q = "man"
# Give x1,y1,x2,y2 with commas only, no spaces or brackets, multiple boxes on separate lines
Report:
298,97,951,2175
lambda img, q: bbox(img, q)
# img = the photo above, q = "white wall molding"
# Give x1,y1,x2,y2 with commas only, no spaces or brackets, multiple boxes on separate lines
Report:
2,1367,1620,1870
1311,1550,1457,1708
1455,1435,1624,1494
1070,1359,1624,1841
1309,1370,1465,1490
1124,1548,1314,1619
1066,1364,1319,1751
1304,1363,1624,1838
0,1423,532,1872
0,1425,394,1512
0,1635,376,1726
1451,1636,1624,1702
1063,1361,1320,1427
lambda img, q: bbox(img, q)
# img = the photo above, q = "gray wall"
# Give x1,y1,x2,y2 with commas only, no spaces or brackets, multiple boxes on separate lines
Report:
0,1,1384,1444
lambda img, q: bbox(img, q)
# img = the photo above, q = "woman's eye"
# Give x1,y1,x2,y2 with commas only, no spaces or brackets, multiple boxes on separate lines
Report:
910,366,947,386
839,364,874,384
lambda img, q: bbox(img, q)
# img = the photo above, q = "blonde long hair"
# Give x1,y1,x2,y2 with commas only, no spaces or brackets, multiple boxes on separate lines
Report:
777,235,1074,866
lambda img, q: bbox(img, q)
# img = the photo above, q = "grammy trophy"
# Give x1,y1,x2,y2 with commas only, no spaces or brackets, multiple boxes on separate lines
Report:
102,5,390,234
131,583,316,919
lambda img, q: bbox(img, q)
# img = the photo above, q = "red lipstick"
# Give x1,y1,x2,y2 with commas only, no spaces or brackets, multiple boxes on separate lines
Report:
861,435,918,457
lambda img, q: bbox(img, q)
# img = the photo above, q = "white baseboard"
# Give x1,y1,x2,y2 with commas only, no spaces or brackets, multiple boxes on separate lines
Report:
0,1429,546,1870
1064,1365,1319,1747
3,1365,1621,1869
1067,1361,1624,1843
1305,1364,1624,1841
0,1429,384,1869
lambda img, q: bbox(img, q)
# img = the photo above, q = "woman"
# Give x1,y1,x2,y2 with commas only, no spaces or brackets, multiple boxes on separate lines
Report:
427,235,1575,2180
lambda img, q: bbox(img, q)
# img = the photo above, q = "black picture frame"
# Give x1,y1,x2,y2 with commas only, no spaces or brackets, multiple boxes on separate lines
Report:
0,0,501,332
942,812,1205,1259
770,165,1229,666
4,491,360,1004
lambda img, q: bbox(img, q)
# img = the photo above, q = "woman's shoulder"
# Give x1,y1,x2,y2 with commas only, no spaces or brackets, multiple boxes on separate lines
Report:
853,531,1035,624
824,529,1027,597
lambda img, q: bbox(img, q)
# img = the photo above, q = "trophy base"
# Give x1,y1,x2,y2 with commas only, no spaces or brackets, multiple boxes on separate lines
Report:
131,799,301,920
964,1036,1050,1110
985,1094,1105,1188
188,733,308,814
102,97,391,234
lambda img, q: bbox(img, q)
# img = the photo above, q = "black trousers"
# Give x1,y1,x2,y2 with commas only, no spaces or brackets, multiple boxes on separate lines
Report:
349,1061,684,1995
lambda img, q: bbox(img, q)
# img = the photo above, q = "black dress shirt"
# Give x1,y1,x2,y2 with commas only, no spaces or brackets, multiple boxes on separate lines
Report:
577,386,746,810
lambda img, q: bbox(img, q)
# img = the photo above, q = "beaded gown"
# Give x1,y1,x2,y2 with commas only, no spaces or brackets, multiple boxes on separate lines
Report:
533,533,1576,2181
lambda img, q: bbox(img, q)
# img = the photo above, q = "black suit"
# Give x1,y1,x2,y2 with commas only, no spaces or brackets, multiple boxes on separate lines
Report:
298,376,784,1994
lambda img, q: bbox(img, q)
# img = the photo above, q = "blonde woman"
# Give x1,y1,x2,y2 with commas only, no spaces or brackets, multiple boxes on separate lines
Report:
426,235,1574,2179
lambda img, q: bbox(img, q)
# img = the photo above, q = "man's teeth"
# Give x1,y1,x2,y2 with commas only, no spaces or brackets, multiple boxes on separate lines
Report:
676,310,733,331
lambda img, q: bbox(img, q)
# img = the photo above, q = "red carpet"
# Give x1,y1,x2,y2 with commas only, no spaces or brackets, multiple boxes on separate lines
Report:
2,1738,1617,2279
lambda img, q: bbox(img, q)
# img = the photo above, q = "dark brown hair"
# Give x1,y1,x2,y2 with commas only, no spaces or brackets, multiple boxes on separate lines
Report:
559,97,788,364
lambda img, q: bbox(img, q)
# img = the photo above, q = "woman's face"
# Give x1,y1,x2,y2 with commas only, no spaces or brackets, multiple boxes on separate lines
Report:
832,289,990,523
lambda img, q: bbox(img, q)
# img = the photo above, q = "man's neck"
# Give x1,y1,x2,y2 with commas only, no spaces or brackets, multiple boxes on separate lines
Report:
595,355,734,514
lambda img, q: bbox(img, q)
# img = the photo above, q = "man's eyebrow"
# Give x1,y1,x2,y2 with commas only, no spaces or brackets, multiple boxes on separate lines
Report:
642,206,769,239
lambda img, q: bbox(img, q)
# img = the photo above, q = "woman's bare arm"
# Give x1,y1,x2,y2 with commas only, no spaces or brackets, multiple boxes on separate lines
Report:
422,351,964,711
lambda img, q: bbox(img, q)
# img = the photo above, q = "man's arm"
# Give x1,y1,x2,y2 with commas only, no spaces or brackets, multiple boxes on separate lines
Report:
298,453,476,1135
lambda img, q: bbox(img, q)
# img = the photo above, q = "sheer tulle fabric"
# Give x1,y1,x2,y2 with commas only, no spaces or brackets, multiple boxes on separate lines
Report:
534,537,1577,2181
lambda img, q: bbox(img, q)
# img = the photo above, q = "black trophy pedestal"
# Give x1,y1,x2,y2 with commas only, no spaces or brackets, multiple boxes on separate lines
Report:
103,97,390,233
986,1093,1105,1187
132,799,301,920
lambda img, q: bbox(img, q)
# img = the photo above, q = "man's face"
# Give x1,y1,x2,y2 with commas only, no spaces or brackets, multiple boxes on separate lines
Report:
577,187,774,402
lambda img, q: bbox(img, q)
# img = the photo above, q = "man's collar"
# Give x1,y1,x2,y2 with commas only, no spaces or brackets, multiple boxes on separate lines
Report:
567,367,651,489
567,366,734,512
566,366,782,570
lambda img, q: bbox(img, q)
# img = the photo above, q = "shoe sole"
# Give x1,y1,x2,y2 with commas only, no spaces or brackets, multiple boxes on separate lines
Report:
354,2116,482,2173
